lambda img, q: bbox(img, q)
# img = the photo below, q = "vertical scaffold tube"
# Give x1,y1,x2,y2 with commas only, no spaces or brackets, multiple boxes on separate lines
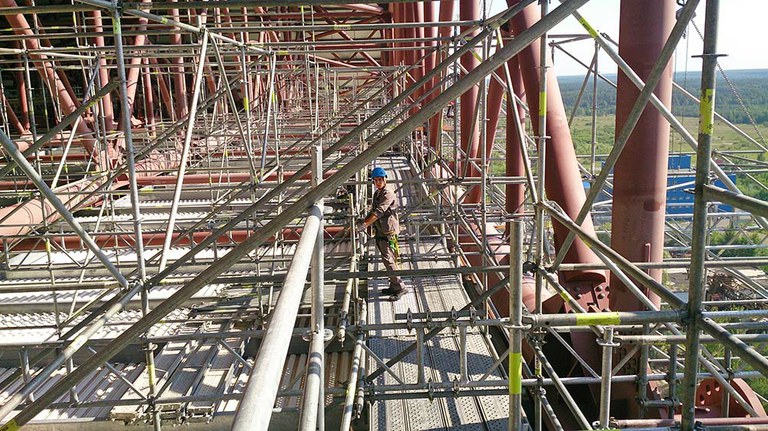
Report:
509,221,524,431
681,0,720,429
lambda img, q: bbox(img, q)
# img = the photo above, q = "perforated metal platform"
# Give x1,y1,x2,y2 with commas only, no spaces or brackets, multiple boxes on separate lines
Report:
365,157,510,430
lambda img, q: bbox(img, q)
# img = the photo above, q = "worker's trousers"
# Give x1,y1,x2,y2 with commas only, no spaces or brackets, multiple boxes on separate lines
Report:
376,234,403,290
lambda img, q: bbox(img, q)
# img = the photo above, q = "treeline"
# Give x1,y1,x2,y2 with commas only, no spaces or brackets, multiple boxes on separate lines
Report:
558,69,768,124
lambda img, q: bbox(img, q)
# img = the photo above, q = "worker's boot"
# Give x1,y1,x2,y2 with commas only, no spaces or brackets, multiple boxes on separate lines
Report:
381,279,404,296
387,287,409,301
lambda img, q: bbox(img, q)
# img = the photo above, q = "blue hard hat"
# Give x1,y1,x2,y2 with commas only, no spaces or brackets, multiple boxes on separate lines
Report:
370,166,387,179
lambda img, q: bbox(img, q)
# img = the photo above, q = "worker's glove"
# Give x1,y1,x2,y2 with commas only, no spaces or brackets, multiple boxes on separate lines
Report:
356,220,367,233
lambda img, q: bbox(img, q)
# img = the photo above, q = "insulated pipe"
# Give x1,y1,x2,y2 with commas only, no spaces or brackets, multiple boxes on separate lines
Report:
507,0,606,283
231,205,322,431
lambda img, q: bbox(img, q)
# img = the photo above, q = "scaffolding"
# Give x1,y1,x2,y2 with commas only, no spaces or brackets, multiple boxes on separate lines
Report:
0,1,767,430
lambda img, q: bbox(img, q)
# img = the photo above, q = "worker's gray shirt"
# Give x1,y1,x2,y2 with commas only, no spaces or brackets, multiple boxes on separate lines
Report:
369,187,399,235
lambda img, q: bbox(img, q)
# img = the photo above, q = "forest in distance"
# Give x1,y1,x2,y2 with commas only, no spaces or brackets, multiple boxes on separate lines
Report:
558,68,768,125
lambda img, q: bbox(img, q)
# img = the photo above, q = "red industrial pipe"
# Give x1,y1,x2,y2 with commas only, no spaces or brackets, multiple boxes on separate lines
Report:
609,0,676,420
423,1,439,103
0,0,96,155
505,55,527,215
611,0,675,313
131,169,340,186
466,65,505,203
0,90,25,136
428,0,455,152
169,0,189,121
0,176,117,238
341,4,384,15
15,65,29,129
459,0,480,175
91,10,114,131
508,0,606,285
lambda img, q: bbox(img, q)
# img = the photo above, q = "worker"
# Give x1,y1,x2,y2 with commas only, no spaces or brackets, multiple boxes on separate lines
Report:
358,166,407,300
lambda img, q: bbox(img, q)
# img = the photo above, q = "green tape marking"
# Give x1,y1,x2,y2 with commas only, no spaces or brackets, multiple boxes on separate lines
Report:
699,88,715,136
577,16,598,38
575,312,621,326
559,290,572,303
243,97,249,112
509,352,522,395
539,91,546,116
0,420,19,431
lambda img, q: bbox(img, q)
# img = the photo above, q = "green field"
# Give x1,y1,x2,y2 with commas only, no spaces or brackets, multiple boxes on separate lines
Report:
569,115,768,158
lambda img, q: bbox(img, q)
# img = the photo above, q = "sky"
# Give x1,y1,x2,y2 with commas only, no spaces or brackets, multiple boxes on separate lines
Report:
487,0,768,76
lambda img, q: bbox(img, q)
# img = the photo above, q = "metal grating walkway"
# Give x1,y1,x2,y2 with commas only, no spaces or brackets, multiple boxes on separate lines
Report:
366,156,510,430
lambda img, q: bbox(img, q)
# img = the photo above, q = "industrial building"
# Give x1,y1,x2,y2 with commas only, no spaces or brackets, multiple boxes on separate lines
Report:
0,0,766,430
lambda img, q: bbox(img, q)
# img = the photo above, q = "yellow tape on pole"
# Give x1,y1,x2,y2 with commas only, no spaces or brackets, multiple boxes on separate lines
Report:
539,91,547,117
575,312,621,326
509,352,522,395
148,363,156,386
577,16,599,38
699,88,715,136
0,420,18,431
